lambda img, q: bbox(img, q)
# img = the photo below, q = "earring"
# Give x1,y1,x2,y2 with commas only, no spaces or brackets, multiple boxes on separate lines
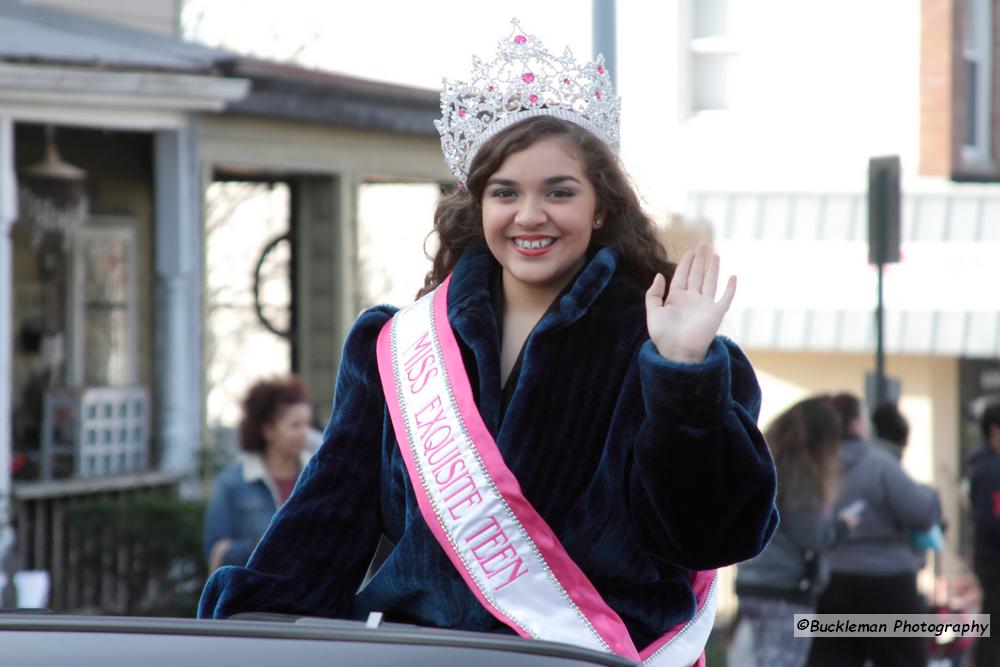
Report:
594,218,603,229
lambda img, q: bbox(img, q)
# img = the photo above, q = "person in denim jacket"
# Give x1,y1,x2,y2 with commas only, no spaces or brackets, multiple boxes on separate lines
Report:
203,376,313,572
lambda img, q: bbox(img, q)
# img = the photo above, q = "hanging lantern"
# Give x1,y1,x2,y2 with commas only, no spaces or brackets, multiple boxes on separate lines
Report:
18,126,89,248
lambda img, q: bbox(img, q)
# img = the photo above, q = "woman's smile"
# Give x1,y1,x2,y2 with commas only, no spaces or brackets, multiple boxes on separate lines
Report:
481,136,600,300
512,235,557,254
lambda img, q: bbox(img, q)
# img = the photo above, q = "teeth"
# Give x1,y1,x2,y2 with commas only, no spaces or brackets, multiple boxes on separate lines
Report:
514,238,554,250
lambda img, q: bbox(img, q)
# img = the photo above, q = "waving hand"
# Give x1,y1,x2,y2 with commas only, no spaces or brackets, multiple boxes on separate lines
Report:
645,243,736,363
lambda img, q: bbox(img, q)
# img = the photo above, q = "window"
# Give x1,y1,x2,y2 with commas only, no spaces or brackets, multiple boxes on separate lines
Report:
962,0,993,166
688,0,739,114
69,219,137,386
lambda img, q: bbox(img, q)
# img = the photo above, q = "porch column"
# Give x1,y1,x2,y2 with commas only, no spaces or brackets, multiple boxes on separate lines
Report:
0,116,18,591
154,122,202,477
335,172,361,360
294,173,360,427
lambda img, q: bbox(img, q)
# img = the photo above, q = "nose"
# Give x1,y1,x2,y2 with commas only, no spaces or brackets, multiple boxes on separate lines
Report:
513,194,546,228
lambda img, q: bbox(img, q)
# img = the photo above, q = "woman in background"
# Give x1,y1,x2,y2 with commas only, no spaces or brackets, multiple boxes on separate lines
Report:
202,376,312,572
734,395,851,667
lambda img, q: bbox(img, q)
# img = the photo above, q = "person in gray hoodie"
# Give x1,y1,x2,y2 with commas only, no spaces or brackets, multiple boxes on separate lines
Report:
808,392,942,667
871,401,945,553
733,395,850,667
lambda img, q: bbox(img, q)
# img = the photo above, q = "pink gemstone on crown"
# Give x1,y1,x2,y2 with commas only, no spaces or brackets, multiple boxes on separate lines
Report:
595,92,602,100
514,35,526,44
529,94,538,103
598,66,604,74
563,78,571,85
458,108,466,117
522,72,535,84
487,85,494,92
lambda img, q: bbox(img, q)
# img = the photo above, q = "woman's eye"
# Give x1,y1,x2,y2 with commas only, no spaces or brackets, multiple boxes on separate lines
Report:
548,189,575,198
490,189,516,198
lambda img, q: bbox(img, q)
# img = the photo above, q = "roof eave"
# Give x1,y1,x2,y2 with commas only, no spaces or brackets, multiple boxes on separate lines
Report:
0,61,250,112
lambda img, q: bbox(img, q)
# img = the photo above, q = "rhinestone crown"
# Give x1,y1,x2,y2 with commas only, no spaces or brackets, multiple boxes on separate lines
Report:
435,19,621,184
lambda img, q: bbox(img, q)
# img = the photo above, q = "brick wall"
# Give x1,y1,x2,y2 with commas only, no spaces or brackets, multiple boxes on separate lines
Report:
920,0,1000,179
920,0,957,176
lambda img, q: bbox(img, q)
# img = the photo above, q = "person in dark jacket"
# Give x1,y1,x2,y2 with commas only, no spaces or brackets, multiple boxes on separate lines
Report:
202,376,313,572
734,395,850,667
969,402,1000,667
808,392,941,667
198,22,778,662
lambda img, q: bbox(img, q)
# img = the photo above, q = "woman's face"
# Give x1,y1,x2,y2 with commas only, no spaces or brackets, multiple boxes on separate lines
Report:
481,136,600,297
263,402,312,459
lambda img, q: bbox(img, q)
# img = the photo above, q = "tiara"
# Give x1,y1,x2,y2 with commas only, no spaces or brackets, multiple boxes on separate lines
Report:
435,19,621,184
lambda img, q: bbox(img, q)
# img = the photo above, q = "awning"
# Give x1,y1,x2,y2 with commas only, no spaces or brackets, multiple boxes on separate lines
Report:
686,189,1000,357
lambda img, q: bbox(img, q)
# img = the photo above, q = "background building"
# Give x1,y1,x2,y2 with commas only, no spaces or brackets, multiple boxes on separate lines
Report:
613,0,1000,605
0,0,447,610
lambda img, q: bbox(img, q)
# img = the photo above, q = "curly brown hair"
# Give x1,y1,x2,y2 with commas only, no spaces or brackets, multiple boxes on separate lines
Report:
418,116,674,298
238,376,310,454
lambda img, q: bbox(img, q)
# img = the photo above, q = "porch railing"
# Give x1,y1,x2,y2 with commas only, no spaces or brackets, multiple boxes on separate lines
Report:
12,471,192,614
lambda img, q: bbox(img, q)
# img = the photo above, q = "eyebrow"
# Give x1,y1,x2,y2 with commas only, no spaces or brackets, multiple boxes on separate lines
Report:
486,175,582,186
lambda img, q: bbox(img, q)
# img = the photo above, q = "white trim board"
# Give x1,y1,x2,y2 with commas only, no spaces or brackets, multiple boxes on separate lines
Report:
0,62,248,113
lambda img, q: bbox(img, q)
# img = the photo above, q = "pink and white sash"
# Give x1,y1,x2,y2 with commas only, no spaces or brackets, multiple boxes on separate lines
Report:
375,275,717,666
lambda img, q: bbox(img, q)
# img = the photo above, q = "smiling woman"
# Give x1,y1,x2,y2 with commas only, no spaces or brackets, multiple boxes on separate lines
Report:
199,20,777,667
423,114,672,306
481,137,600,298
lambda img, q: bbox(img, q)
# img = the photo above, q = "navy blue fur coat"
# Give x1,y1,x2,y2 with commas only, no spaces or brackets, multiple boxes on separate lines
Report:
199,243,778,651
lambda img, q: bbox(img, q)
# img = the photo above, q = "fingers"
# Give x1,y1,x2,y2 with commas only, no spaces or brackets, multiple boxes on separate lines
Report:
646,272,666,309
688,243,707,294
718,275,737,311
666,243,735,308
669,249,694,293
703,252,720,298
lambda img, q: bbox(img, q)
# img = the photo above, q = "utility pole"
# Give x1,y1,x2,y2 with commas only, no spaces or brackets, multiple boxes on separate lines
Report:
592,0,617,87
867,156,901,406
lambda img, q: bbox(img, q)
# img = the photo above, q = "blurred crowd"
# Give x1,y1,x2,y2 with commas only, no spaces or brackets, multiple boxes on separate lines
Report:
729,393,1000,667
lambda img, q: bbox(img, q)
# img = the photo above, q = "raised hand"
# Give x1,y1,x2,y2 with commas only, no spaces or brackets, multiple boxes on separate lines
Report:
645,243,736,363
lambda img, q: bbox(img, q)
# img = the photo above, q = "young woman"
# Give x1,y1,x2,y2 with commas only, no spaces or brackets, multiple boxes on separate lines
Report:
733,395,848,667
199,21,777,666
202,376,313,573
